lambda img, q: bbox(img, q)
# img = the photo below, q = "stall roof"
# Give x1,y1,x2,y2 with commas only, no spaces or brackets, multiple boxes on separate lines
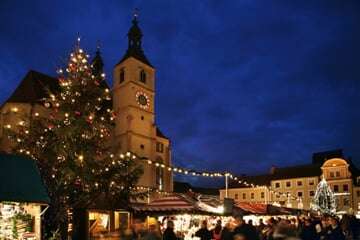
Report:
131,193,221,215
0,153,50,204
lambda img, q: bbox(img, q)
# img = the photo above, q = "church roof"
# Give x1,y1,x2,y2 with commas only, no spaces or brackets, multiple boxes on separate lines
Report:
156,127,168,139
6,70,59,104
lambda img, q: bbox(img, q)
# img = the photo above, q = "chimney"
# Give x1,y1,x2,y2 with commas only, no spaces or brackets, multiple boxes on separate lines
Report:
270,165,276,175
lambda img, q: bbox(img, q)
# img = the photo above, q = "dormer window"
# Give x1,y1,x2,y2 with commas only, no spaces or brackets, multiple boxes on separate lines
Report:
140,69,146,83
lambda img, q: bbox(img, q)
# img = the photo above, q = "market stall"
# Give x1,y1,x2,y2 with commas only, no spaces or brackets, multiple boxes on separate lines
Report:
0,153,50,240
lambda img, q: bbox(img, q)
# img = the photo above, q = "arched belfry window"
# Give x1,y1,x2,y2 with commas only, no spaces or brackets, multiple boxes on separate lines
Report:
156,157,163,191
119,68,125,83
140,69,146,83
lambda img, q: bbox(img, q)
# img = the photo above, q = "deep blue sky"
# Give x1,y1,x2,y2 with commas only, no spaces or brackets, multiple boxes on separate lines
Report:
1,1,359,188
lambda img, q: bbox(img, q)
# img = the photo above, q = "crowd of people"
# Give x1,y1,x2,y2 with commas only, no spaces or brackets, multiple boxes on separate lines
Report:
125,213,359,240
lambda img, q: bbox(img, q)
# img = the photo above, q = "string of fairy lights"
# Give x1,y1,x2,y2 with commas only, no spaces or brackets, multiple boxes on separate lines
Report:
120,151,300,201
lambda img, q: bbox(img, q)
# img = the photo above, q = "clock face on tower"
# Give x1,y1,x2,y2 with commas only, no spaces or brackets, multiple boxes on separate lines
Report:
136,91,150,109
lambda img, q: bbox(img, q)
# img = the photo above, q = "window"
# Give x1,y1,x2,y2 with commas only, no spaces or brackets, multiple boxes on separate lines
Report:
275,182,280,188
336,171,340,177
234,194,238,200
242,193,246,200
297,180,303,187
156,157,163,191
357,190,360,197
344,198,350,206
309,191,315,197
330,172,335,178
141,116,144,120
309,179,315,186
297,191,303,197
156,142,164,153
334,185,339,192
140,69,146,83
286,181,291,187
140,144,144,150
343,184,349,192
250,193,254,199
261,192,265,199
119,68,125,83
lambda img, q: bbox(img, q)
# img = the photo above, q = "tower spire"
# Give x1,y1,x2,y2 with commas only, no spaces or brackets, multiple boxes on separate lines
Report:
91,40,104,75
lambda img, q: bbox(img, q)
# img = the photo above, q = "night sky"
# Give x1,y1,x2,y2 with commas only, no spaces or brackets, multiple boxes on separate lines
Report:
1,1,359,188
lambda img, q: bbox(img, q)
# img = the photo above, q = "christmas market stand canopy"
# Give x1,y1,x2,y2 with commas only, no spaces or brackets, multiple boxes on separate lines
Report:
0,153,50,204
234,202,316,216
131,193,223,215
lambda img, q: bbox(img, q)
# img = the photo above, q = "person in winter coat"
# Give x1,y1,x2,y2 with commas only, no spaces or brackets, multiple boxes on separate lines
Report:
300,218,319,240
211,220,223,240
323,216,345,240
195,220,213,240
163,220,177,240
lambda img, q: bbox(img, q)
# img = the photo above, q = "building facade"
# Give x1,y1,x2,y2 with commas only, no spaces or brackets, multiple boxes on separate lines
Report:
219,150,360,215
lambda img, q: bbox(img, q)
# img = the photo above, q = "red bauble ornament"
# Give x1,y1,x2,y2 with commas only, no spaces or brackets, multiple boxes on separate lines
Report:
75,179,82,186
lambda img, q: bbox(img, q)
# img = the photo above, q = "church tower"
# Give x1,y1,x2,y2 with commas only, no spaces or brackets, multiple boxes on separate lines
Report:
112,12,173,198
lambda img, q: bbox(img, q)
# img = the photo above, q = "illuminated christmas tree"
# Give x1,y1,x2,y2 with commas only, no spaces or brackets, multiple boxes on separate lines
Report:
310,177,336,215
6,38,144,239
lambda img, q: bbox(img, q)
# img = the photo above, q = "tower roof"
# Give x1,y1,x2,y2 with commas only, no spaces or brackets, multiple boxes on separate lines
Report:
91,43,104,75
117,13,153,67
